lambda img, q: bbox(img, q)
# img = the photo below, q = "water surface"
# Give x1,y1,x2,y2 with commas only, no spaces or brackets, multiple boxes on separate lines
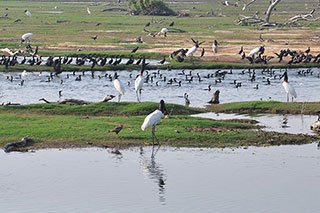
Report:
1,145,320,212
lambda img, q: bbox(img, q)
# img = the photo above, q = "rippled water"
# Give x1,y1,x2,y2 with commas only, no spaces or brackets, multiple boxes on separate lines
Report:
194,112,318,135
0,68,319,107
1,145,320,212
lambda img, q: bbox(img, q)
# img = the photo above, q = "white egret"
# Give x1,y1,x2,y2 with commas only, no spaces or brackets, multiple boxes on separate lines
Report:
141,100,167,146
113,72,125,102
87,7,91,15
134,70,144,102
21,33,33,43
24,10,32,17
248,46,265,57
280,71,297,102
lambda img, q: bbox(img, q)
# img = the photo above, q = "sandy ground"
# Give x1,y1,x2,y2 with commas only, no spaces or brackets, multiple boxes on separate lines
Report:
39,28,320,65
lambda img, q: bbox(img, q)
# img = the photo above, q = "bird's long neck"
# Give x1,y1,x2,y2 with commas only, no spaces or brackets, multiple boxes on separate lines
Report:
159,101,167,114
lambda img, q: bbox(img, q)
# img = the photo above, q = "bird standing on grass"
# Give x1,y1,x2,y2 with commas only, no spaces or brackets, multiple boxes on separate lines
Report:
87,7,91,15
280,71,297,102
113,72,125,102
212,40,219,53
111,125,123,135
141,100,168,146
159,28,168,37
24,10,32,17
21,33,33,43
186,38,204,57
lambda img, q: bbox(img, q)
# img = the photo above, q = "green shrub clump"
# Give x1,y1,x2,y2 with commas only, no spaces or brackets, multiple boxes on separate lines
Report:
129,0,176,16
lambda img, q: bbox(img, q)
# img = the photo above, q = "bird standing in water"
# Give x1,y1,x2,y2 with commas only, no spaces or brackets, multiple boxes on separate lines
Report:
113,72,125,102
135,70,144,102
280,71,297,102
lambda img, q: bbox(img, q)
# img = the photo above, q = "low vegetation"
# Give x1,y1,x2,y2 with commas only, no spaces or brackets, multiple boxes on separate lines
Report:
0,102,317,150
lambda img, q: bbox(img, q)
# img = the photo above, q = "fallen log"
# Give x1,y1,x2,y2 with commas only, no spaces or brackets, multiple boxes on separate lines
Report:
4,137,34,153
59,99,92,105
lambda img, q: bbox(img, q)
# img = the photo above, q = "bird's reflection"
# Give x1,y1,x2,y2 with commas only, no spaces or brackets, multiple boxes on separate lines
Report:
281,114,289,128
139,146,167,205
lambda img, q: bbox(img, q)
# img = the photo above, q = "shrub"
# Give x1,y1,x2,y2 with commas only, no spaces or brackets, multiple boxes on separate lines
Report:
129,0,176,16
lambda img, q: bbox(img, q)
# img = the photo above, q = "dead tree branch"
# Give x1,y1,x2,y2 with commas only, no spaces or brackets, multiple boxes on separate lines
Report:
242,0,257,11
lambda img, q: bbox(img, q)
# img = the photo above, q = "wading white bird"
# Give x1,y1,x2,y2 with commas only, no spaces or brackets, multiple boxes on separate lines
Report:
248,46,265,57
113,72,125,102
186,38,204,57
87,7,91,15
24,10,32,17
134,70,144,102
280,71,297,102
21,33,33,43
141,100,167,146
21,70,28,78
212,39,219,54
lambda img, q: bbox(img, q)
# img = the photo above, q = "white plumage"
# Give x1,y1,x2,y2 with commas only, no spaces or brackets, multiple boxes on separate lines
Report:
186,46,197,57
21,70,28,78
159,28,168,37
21,33,33,43
248,46,261,57
212,40,219,53
281,71,297,102
282,82,297,99
311,118,320,134
25,10,32,17
141,100,167,145
134,71,144,102
87,7,91,15
141,110,164,131
113,74,125,102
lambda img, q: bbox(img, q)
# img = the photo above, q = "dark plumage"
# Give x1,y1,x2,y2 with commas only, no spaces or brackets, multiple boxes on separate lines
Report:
131,46,139,53
111,124,123,135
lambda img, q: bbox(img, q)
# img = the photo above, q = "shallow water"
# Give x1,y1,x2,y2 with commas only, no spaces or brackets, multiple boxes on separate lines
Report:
194,112,318,135
1,145,320,212
0,68,319,107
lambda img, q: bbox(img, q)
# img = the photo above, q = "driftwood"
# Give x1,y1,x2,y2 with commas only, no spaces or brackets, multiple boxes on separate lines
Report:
39,96,115,105
59,99,92,105
286,9,320,25
4,137,33,153
238,0,319,27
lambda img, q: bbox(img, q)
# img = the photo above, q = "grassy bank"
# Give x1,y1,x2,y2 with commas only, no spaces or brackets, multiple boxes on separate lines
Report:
207,101,320,115
0,102,317,150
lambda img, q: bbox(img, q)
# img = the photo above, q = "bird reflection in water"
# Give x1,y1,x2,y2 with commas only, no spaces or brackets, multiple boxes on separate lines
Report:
139,146,167,205
281,114,289,128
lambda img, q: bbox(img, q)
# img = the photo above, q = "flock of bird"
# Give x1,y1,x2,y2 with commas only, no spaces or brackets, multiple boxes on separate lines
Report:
1,7,319,146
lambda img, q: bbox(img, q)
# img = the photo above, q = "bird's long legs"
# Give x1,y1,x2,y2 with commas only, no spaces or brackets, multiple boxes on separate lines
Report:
118,94,122,102
136,91,140,102
136,89,142,102
287,93,289,102
152,125,160,146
